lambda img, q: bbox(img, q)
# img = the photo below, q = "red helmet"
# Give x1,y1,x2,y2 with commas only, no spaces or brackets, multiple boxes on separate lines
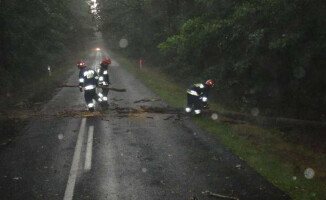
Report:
205,79,215,87
77,61,86,69
101,58,111,65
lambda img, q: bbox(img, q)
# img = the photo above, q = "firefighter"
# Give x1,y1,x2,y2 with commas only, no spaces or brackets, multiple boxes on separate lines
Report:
185,79,215,115
77,61,101,111
97,58,111,107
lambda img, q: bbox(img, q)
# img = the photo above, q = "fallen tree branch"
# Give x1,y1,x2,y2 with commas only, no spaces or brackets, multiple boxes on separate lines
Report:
58,85,126,92
202,190,239,200
134,98,161,103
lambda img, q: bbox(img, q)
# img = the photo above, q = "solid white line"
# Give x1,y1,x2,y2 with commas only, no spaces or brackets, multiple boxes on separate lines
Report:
63,118,87,200
84,126,94,170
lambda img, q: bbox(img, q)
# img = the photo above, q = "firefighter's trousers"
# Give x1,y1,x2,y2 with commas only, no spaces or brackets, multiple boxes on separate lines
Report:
187,94,201,110
84,89,100,109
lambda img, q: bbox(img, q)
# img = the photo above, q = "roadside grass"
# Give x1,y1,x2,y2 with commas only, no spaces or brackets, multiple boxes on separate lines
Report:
113,54,326,200
0,51,87,111
114,56,186,107
195,118,326,200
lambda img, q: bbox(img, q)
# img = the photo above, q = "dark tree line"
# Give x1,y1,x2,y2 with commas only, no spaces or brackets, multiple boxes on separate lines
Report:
0,0,93,94
98,0,325,120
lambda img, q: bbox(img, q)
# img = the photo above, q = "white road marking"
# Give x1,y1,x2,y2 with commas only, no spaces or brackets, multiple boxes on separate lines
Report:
84,126,94,170
63,118,87,200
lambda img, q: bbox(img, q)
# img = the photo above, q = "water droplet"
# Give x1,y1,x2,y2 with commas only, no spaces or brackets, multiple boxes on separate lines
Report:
304,168,315,179
119,38,128,48
251,108,259,116
58,134,63,140
142,168,147,173
211,113,218,120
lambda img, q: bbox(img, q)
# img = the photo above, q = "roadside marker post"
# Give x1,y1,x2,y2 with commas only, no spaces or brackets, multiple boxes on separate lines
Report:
47,65,52,76
139,58,142,70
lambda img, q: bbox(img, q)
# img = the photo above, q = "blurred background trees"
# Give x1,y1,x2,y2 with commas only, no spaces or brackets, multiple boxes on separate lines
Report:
98,0,325,120
1,0,324,120
0,0,93,93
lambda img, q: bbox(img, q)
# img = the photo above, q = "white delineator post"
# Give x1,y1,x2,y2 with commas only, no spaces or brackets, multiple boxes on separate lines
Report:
48,65,52,76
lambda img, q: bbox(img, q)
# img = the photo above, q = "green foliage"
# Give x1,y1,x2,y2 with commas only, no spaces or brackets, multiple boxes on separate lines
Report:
158,0,326,119
97,0,200,60
0,0,93,93
97,0,325,120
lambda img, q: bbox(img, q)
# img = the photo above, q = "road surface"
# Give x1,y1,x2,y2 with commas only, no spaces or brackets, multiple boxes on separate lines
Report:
0,33,290,200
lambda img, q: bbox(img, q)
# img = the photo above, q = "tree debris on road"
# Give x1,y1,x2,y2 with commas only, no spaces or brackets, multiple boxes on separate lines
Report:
134,98,161,103
58,84,126,92
164,115,174,120
202,190,239,200
1,105,225,121
111,98,123,102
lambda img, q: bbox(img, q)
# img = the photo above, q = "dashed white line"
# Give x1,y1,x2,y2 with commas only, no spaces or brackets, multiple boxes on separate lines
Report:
63,118,87,200
84,126,94,170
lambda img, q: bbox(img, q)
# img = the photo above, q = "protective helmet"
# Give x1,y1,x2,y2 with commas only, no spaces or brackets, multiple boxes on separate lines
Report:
205,79,215,87
101,58,111,65
77,61,86,69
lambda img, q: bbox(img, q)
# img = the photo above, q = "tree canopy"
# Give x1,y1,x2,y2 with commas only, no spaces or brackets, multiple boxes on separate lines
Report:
0,0,93,93
98,0,325,120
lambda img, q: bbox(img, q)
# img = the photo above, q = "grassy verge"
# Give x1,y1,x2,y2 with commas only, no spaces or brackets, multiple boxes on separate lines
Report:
114,56,186,107
113,54,326,200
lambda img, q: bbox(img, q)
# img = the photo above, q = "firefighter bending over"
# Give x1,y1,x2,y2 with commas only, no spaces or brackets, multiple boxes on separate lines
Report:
97,58,111,107
77,61,101,111
185,79,215,115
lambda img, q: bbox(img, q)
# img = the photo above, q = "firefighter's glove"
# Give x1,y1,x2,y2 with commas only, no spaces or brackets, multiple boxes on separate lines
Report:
201,96,208,102
79,87,83,92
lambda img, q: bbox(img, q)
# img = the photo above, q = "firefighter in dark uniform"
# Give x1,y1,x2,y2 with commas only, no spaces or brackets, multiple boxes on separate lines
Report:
97,58,111,107
185,79,215,115
77,61,101,111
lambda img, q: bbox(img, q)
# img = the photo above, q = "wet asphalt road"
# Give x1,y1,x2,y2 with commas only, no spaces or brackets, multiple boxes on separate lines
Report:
0,33,290,200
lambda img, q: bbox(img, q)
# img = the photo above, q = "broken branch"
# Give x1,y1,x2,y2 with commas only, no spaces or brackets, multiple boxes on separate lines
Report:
202,190,239,200
58,85,126,92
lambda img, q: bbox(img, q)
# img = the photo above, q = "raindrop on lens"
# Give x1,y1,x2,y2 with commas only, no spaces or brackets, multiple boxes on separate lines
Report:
119,38,128,48
211,113,218,120
304,168,315,179
58,134,63,140
251,108,259,116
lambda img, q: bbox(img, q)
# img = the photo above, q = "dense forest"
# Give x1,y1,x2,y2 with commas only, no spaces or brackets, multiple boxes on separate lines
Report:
0,0,93,94
97,0,326,120
1,0,325,120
